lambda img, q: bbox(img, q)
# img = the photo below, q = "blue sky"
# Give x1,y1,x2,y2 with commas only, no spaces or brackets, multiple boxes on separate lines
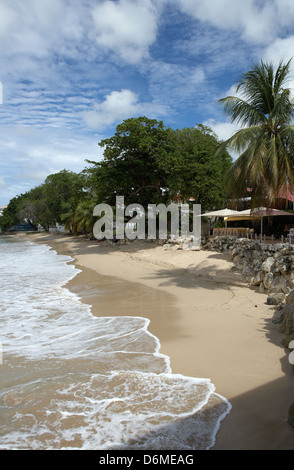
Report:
1,0,294,206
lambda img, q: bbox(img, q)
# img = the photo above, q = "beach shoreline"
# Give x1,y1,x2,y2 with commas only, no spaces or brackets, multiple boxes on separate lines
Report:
18,232,294,449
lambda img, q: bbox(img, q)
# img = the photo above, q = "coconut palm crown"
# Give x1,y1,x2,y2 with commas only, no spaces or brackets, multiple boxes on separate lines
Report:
218,59,294,208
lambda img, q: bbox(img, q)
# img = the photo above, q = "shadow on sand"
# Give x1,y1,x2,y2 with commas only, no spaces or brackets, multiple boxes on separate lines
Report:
32,233,247,292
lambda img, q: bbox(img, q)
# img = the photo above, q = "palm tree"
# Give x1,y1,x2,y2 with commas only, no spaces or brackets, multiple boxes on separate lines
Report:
74,199,97,237
218,59,294,208
60,205,80,235
61,199,97,237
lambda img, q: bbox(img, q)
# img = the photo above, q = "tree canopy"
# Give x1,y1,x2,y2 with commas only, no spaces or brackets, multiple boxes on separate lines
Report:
87,117,231,211
86,117,171,207
157,124,232,208
1,117,232,234
0,170,90,232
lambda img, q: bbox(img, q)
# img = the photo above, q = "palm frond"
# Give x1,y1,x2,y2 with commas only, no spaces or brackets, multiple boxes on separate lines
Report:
218,96,266,127
218,59,294,208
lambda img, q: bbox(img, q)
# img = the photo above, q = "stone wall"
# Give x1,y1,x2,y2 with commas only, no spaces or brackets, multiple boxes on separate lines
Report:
203,236,294,300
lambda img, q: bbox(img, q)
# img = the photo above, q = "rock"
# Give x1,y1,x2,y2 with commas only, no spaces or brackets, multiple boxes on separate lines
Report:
279,301,294,340
269,276,292,294
206,237,294,302
249,271,264,287
202,241,211,250
286,290,294,304
263,272,274,289
259,282,265,293
266,293,285,305
261,257,275,273
165,235,201,250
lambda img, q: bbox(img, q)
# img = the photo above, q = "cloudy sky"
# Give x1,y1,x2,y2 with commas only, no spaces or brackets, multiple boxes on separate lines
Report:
1,0,294,206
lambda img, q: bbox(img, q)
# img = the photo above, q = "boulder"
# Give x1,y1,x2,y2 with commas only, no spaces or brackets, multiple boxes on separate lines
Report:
266,293,285,305
249,271,264,287
268,276,292,294
279,301,294,337
286,290,294,304
261,257,275,273
263,272,274,289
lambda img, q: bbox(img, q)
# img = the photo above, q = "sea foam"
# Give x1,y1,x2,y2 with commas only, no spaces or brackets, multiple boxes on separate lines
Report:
0,236,231,450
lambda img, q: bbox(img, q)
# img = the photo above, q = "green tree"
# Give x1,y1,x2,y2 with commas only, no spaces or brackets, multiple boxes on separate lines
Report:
158,125,232,210
17,200,41,231
218,59,294,207
88,117,171,207
17,185,55,231
61,198,97,237
0,170,88,233
0,196,24,231
44,169,87,223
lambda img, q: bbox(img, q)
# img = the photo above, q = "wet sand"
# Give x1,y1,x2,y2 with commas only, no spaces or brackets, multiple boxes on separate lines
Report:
21,232,294,449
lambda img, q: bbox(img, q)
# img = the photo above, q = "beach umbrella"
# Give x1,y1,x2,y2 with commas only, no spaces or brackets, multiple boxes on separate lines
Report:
226,207,294,237
201,208,241,218
201,208,242,229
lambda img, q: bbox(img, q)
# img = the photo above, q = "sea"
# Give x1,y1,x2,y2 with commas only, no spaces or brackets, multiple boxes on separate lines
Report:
0,235,231,450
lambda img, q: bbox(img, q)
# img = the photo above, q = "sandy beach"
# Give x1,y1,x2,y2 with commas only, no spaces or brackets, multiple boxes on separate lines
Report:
21,232,294,450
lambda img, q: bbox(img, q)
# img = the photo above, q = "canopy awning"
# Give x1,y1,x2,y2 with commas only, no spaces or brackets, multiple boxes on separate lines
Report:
226,207,293,220
226,207,294,236
201,208,241,218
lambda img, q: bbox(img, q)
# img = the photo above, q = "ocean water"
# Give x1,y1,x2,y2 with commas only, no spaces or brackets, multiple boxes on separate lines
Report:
0,236,231,450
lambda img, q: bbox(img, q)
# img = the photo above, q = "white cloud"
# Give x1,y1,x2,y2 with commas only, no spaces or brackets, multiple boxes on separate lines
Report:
92,0,159,63
0,125,104,204
263,36,294,68
204,118,241,143
174,0,280,44
2,0,294,207
203,118,242,161
0,0,91,63
146,61,206,108
27,0,65,31
83,89,170,130
275,0,294,27
0,2,22,43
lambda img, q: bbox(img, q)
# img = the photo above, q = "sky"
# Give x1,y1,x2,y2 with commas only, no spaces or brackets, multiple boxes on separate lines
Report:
1,0,294,206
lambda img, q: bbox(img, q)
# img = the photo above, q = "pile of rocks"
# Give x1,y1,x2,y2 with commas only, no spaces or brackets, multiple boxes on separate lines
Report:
279,294,294,346
163,235,201,251
203,236,294,302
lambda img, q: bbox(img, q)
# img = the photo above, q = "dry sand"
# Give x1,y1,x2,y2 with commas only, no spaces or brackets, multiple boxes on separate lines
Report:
22,232,294,449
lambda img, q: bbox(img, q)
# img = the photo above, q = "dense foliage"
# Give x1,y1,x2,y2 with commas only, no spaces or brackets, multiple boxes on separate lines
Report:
0,117,232,235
